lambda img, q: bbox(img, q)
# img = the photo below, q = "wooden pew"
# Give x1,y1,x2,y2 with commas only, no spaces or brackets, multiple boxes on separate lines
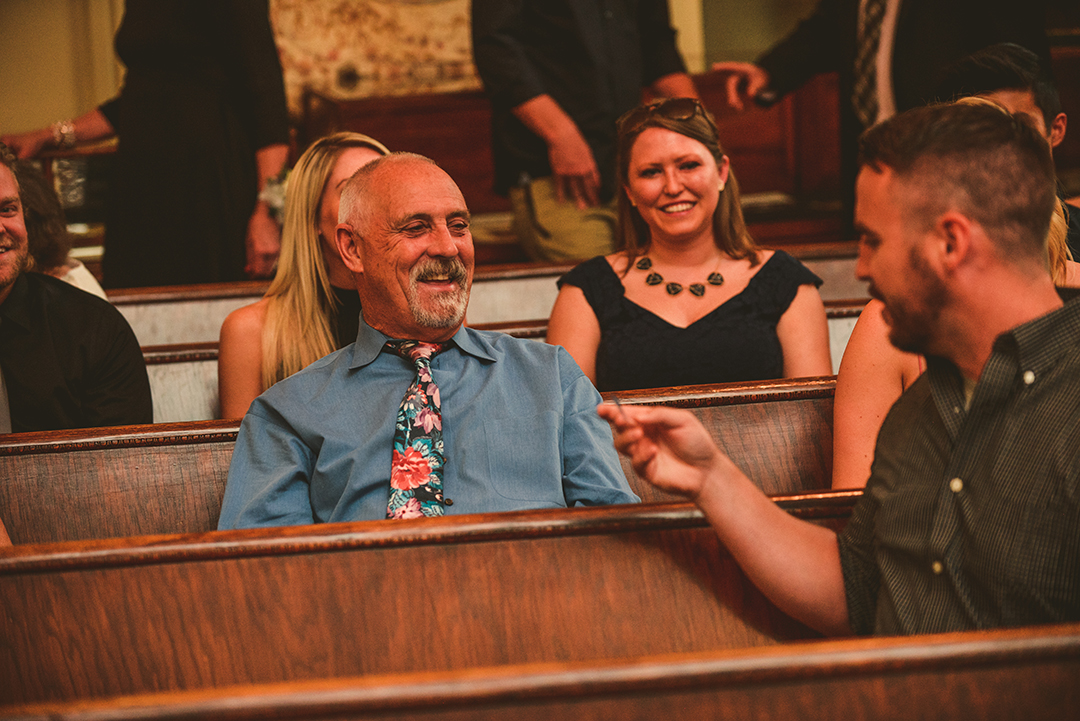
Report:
6,621,1077,720
607,377,835,502
0,494,857,706
142,302,862,423
0,419,238,545
108,263,577,346
143,341,220,422
0,377,836,545
111,249,866,346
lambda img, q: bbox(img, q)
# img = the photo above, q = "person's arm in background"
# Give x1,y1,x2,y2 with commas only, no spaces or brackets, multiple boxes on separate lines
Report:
1,108,115,159
223,0,291,278
711,0,843,112
218,299,269,419
599,402,852,636
511,95,602,209
831,300,922,489
471,0,603,208
247,143,289,277
776,284,833,377
547,283,602,384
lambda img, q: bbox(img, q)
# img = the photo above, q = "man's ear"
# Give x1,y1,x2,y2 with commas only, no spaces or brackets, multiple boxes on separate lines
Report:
336,224,364,274
935,211,974,272
1049,112,1067,149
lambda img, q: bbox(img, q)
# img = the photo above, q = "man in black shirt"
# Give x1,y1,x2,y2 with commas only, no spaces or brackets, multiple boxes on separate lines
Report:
601,102,1079,636
472,0,696,262
0,144,152,433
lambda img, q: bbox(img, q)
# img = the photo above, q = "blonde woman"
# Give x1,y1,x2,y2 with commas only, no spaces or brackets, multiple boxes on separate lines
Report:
218,133,388,418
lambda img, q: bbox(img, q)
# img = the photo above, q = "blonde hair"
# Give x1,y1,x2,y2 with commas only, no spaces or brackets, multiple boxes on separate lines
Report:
1048,197,1072,284
260,132,389,389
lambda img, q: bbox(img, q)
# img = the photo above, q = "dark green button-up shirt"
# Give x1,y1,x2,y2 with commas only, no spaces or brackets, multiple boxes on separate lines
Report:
839,289,1080,635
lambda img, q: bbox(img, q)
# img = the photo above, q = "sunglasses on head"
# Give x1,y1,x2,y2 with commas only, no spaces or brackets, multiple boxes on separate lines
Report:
618,97,707,134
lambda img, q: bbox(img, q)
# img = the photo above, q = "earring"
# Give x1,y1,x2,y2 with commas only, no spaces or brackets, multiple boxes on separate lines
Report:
718,180,726,192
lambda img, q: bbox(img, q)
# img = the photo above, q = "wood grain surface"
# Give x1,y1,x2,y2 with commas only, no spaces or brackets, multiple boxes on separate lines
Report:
0,496,855,705
5,621,1077,720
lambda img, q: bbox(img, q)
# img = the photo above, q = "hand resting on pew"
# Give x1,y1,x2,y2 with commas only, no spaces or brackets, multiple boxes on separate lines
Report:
598,402,851,638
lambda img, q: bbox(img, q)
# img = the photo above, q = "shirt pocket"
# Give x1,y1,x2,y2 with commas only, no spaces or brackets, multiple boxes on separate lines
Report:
483,411,566,504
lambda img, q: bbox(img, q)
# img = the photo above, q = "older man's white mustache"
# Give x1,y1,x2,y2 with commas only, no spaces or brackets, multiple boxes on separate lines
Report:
413,259,468,286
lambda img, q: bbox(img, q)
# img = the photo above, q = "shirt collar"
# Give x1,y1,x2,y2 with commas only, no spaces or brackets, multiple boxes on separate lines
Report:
1003,287,1080,379
926,287,1080,436
348,312,498,369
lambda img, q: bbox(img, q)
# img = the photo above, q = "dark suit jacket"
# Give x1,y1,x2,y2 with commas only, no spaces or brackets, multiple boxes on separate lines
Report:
755,0,1050,226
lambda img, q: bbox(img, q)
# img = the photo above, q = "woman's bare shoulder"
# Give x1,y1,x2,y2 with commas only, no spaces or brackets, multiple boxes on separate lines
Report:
606,251,633,275
220,297,270,342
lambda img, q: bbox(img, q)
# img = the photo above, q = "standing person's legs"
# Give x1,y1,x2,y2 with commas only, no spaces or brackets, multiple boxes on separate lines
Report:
510,177,617,262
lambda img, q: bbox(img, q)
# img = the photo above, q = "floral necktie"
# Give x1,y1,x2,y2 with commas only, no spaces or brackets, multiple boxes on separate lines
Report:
385,340,449,519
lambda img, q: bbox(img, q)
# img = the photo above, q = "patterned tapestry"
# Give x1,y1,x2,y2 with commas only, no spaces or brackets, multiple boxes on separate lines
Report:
271,0,482,119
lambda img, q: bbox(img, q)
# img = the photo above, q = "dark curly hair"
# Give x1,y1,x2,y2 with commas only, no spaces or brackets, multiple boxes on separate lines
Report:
12,160,72,271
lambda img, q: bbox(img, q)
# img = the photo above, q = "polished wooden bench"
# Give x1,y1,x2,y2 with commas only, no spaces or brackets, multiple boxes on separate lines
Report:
0,494,857,706
6,621,1076,720
0,377,836,544
111,249,865,346
143,301,862,423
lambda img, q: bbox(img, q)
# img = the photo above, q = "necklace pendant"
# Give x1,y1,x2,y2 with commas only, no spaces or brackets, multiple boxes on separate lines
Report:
689,283,705,297
665,282,683,295
707,272,725,286
645,272,663,286
636,257,653,270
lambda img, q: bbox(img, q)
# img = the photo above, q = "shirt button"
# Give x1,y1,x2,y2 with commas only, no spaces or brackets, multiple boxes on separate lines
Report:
931,561,944,575
443,497,454,506
603,9,614,19
1023,370,1035,385
949,477,963,493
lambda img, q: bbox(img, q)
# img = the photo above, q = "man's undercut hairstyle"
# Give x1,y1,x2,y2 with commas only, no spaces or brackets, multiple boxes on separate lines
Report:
338,152,441,236
936,43,1061,131
858,102,1056,263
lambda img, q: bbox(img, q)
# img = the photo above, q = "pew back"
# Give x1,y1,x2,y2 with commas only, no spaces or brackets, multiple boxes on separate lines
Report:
0,496,856,706
111,253,866,347
144,305,859,424
612,378,835,502
0,378,835,545
0,420,238,545
6,621,1077,720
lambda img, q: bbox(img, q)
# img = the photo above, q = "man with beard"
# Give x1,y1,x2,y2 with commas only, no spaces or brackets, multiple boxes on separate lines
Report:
219,153,637,528
600,103,1080,636
0,144,151,434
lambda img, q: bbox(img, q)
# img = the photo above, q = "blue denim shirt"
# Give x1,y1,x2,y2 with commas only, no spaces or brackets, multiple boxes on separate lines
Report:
219,318,637,528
